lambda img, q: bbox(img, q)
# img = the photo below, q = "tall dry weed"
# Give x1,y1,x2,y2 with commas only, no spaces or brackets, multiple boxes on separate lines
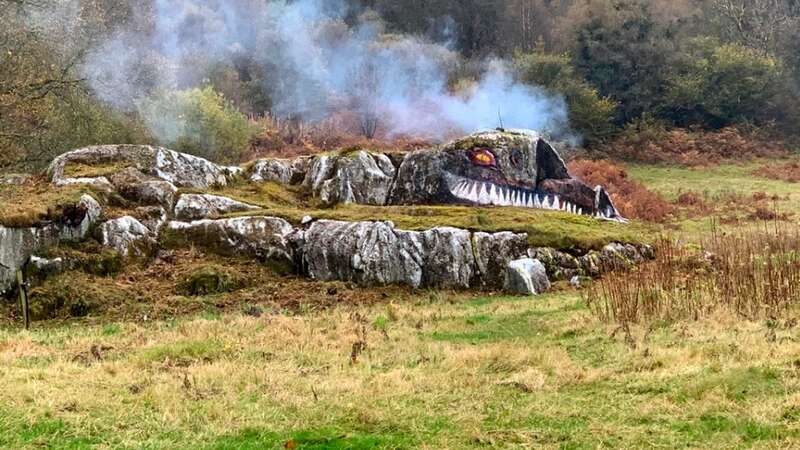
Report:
586,223,800,324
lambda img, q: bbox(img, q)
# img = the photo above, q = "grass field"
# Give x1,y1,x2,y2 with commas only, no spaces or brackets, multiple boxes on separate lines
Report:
3,291,800,449
3,158,800,448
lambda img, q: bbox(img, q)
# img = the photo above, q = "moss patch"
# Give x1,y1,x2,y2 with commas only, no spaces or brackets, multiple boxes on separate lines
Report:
230,204,652,250
0,176,95,228
62,160,132,179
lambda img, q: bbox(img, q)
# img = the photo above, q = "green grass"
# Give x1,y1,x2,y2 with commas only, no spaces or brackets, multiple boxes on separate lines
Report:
628,161,800,237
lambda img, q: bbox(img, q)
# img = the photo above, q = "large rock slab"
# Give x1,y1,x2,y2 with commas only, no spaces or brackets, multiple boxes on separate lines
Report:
48,145,241,189
174,194,260,221
504,258,550,295
302,220,477,289
250,157,310,185
0,195,101,294
301,220,424,287
165,217,296,272
302,151,396,206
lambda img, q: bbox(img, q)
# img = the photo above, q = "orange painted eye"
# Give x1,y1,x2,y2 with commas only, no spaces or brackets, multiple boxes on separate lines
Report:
470,148,497,167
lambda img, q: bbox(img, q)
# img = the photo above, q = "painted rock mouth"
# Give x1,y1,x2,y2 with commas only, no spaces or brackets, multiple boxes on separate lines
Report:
445,172,627,222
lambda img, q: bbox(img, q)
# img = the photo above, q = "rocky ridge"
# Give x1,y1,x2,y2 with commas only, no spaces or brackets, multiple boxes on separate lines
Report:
1,134,652,296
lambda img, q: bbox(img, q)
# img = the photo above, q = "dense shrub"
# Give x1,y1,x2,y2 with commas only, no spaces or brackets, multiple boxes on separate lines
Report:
568,159,674,223
662,38,786,128
137,86,256,163
601,124,790,165
515,52,617,144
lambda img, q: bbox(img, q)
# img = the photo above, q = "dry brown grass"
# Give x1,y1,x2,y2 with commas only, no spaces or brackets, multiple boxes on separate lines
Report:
602,126,791,166
244,113,438,161
568,159,675,223
754,160,800,183
0,176,94,227
586,224,800,324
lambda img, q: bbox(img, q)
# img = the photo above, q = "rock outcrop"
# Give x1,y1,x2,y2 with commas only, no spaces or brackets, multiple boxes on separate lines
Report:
0,195,101,293
48,145,240,189
165,217,297,272
529,243,654,281
303,151,396,206
249,157,310,185
174,194,260,221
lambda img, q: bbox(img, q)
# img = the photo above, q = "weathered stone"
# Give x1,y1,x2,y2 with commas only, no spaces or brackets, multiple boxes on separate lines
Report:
97,216,155,257
166,217,296,271
472,231,529,288
302,220,423,287
302,220,475,289
135,206,169,234
504,258,550,295
250,157,309,184
48,145,241,189
303,151,396,206
174,193,260,221
0,195,101,294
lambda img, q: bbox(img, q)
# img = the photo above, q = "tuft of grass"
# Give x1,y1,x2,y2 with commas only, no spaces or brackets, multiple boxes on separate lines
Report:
586,225,800,324
138,338,225,365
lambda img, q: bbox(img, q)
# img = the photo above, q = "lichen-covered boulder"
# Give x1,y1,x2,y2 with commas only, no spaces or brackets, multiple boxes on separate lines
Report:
302,151,396,206
48,145,241,190
107,168,179,210
504,258,550,295
174,194,260,221
302,220,476,289
0,194,101,293
165,217,296,272
301,220,424,287
97,216,155,257
250,157,310,184
472,231,529,288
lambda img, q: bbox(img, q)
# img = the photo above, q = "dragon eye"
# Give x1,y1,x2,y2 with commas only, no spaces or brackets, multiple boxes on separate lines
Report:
470,148,496,167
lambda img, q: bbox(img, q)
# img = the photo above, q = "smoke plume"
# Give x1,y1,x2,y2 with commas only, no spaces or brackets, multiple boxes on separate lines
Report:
80,0,570,141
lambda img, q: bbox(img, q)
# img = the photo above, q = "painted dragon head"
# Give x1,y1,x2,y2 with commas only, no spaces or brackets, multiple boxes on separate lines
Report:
390,129,626,222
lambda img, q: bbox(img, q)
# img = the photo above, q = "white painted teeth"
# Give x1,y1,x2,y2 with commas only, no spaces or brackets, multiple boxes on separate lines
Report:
449,176,598,218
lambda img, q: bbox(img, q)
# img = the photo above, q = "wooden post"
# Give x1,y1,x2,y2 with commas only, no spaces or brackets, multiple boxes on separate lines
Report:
16,270,29,330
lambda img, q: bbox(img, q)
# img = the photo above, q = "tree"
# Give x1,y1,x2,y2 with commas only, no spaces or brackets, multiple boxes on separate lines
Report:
572,1,675,125
515,51,617,143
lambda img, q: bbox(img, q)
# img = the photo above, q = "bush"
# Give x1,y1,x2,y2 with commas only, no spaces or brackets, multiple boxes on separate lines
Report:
515,52,617,144
663,38,786,128
568,159,674,223
137,86,256,163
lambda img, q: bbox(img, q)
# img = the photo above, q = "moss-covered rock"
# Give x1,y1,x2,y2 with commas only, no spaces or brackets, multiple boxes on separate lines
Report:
178,265,244,296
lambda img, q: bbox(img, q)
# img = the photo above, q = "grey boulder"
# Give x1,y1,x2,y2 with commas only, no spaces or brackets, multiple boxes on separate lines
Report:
301,220,475,289
48,145,241,189
174,193,260,221
97,216,156,257
303,151,396,206
250,157,309,185
504,258,551,295
165,217,296,271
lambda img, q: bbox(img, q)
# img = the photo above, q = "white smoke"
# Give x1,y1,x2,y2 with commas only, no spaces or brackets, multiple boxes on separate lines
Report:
79,0,570,140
